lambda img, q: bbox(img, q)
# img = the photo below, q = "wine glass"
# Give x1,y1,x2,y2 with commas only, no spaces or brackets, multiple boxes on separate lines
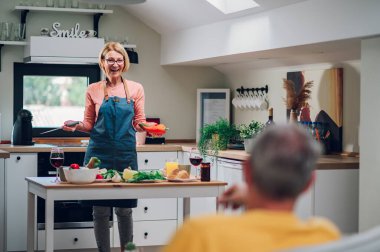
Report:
50,147,64,182
189,147,203,179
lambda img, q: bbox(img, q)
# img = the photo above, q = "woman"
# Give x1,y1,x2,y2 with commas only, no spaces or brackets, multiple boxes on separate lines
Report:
63,42,147,252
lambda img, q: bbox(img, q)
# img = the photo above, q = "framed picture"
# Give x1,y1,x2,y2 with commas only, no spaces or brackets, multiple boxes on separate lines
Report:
196,89,230,142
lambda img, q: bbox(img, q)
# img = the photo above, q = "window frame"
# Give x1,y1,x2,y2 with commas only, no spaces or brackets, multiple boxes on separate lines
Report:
13,62,101,137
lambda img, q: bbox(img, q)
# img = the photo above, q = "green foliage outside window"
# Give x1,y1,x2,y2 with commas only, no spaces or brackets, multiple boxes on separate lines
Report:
23,76,86,106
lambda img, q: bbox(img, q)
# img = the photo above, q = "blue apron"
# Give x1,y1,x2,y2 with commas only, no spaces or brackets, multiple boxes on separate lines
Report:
83,79,138,208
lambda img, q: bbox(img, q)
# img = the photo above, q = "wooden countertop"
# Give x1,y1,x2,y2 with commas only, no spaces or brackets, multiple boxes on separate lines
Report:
0,149,10,159
0,143,359,170
26,177,227,188
0,143,183,153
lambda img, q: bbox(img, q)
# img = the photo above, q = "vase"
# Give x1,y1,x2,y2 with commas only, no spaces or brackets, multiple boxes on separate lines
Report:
290,110,298,123
243,138,254,153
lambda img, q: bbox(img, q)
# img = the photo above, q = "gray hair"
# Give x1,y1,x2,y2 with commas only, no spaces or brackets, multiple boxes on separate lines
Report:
248,123,321,200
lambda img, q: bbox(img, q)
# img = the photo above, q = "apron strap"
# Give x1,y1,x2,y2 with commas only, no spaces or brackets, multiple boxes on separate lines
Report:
122,78,132,103
103,81,109,101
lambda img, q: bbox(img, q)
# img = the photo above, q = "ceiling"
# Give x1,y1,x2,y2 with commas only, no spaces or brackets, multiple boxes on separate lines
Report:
121,0,309,34
117,0,361,68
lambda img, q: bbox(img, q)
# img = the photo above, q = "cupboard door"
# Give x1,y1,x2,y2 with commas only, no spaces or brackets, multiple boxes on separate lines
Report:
294,187,313,220
5,153,37,251
133,198,178,221
37,228,103,250
184,153,218,217
314,169,359,234
0,159,5,252
133,220,177,246
137,152,177,170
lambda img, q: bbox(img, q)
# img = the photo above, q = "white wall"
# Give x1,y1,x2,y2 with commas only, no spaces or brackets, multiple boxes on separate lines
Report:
359,36,380,231
0,0,227,141
161,0,380,65
221,60,360,153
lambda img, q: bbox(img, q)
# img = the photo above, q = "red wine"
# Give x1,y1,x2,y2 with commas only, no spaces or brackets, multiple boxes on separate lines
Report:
190,157,203,166
50,157,64,168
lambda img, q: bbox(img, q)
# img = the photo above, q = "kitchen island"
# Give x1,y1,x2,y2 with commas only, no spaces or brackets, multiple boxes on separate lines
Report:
26,177,226,252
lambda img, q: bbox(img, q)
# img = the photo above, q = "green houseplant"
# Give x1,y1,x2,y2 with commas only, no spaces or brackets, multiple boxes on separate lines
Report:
237,120,264,152
198,118,237,157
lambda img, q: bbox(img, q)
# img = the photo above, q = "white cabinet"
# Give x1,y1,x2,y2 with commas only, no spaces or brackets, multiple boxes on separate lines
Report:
295,169,359,233
314,169,359,234
37,228,104,250
113,151,179,248
5,153,37,251
133,198,178,221
217,158,244,214
182,152,218,217
215,157,358,234
294,188,314,220
0,158,5,252
133,220,177,246
138,151,178,170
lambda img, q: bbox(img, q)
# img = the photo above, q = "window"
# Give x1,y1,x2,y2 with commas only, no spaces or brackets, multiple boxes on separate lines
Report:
14,63,100,137
205,0,259,14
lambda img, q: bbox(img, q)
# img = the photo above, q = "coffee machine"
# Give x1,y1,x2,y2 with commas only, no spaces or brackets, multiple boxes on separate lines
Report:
12,109,34,145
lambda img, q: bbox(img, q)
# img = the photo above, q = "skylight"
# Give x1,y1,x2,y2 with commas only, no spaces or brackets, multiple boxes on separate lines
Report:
206,0,259,14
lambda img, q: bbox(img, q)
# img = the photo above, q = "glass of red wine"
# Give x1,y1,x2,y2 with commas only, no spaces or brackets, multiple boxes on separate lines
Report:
50,147,64,182
189,147,203,179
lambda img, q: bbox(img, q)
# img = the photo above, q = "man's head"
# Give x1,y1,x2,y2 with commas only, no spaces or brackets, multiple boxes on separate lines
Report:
246,124,321,201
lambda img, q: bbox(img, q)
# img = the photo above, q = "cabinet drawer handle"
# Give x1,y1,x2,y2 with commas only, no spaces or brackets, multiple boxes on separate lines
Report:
144,206,148,213
16,156,21,161
144,159,148,164
144,232,148,239
74,237,78,242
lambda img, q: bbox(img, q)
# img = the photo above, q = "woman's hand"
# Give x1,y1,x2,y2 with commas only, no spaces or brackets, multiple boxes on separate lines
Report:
218,183,248,210
62,120,81,132
136,121,157,132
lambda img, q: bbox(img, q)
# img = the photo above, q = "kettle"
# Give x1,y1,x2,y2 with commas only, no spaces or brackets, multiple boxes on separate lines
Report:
12,109,34,146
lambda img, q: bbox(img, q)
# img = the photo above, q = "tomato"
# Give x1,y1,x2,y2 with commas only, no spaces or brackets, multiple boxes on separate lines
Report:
70,163,80,169
96,174,103,179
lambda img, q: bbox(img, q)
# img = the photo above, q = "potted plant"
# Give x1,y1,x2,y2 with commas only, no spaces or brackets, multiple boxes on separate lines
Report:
198,118,237,157
237,120,264,152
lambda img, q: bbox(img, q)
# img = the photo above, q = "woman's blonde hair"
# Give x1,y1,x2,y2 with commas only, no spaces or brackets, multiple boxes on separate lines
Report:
98,42,130,72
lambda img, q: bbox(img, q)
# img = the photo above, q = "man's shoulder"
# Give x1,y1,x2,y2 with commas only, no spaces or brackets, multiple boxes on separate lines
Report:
184,214,241,229
306,217,341,238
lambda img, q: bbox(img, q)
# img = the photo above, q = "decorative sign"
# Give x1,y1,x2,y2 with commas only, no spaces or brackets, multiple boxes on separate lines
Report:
50,22,88,38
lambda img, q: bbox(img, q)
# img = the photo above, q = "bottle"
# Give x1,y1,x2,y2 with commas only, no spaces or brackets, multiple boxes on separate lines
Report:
200,162,211,182
265,107,275,127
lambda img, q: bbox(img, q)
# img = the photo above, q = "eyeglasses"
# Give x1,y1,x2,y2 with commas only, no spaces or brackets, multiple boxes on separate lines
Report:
105,59,124,65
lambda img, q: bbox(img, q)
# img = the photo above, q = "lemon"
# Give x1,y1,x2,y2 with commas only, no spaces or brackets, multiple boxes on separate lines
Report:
123,168,137,180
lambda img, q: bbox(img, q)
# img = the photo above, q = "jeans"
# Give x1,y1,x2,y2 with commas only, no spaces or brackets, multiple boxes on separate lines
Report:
93,206,133,252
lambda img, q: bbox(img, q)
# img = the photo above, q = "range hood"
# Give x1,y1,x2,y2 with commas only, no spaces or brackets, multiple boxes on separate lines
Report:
24,36,104,64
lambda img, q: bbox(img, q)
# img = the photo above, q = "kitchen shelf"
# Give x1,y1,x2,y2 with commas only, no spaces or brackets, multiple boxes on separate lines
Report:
14,6,113,14
122,44,137,49
14,5,113,39
0,41,28,46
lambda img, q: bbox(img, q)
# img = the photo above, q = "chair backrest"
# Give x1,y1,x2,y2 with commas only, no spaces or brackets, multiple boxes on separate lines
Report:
286,226,380,252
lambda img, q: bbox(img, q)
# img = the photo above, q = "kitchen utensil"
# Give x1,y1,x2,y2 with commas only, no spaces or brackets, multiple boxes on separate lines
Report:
40,121,80,135
12,109,34,145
